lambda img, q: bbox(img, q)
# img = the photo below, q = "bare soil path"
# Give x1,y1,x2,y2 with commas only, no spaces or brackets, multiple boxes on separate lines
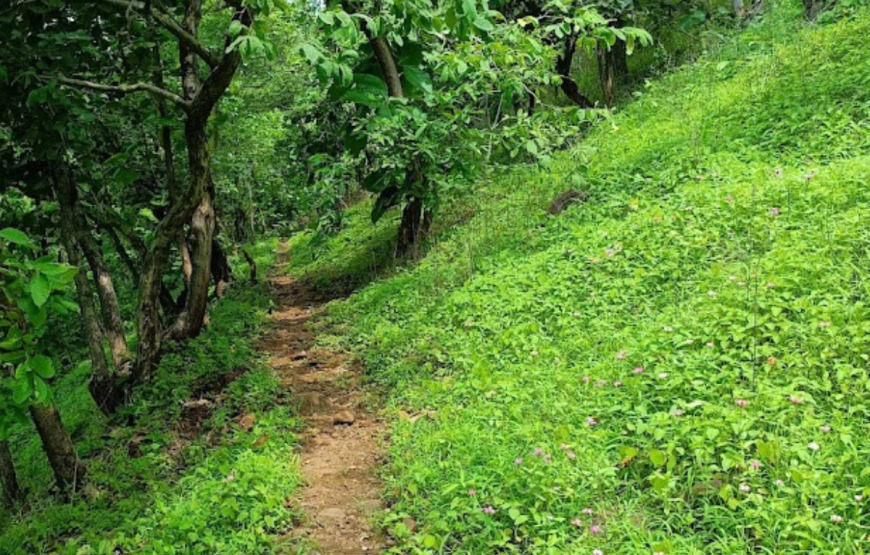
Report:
263,250,386,555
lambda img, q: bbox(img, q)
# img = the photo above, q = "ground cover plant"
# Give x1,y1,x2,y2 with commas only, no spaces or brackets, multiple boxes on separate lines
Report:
285,3,870,553
0,241,305,554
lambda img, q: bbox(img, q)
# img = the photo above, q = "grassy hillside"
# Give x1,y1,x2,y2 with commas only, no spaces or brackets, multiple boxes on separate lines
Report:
286,3,870,554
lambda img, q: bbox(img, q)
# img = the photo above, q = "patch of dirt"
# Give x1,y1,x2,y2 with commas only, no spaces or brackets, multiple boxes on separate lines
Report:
264,246,386,555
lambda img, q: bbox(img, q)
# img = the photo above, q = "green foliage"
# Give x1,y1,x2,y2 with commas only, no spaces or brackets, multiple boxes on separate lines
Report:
301,0,615,225
290,5,870,553
0,241,303,554
0,228,77,437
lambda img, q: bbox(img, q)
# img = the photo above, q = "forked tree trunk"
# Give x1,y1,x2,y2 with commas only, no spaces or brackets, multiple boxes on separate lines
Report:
52,163,125,412
556,34,593,108
395,196,432,258
0,440,20,507
79,240,129,371
132,0,247,381
29,403,83,492
166,181,215,340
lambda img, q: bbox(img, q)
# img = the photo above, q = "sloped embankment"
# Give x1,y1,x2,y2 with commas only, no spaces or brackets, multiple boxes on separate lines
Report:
287,6,870,554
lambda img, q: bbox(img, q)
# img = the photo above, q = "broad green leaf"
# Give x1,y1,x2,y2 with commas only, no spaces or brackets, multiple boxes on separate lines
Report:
30,355,55,379
473,17,494,32
31,273,51,307
0,228,34,248
403,65,433,94
300,43,321,64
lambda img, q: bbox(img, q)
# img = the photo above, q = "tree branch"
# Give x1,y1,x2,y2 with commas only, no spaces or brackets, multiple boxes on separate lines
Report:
55,76,190,110
190,4,251,117
97,0,219,68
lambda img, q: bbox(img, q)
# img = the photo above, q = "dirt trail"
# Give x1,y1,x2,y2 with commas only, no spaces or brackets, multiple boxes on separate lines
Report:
263,252,386,555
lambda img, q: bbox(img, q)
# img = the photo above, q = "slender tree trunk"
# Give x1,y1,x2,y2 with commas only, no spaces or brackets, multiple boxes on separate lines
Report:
395,195,432,258
79,241,129,371
29,403,83,493
211,237,232,298
0,440,20,507
361,21,433,254
52,163,125,412
166,172,215,340
598,37,627,108
732,0,746,15
556,34,593,108
241,247,257,284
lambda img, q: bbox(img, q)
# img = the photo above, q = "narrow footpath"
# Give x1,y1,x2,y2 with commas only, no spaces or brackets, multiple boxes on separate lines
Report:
262,250,386,555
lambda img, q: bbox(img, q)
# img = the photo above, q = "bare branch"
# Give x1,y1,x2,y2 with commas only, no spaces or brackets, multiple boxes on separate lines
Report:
55,75,190,109
98,0,219,68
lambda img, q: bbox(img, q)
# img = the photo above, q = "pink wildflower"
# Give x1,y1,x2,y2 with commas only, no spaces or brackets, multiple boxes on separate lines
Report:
735,399,749,408
673,409,684,417
595,379,607,388
571,518,582,527
820,424,831,433
583,375,591,384
750,460,761,470
831,514,843,523
789,395,803,404
708,290,717,297
616,349,628,360
658,372,669,379
587,417,598,427
567,451,576,460
769,207,780,216
482,506,496,515
593,550,604,555
633,366,644,374
515,458,523,466
613,381,623,387
590,525,602,535
775,479,785,487
582,508,594,515
739,484,751,493
819,321,831,328
534,448,544,457
560,443,570,450
808,442,820,451
468,489,476,497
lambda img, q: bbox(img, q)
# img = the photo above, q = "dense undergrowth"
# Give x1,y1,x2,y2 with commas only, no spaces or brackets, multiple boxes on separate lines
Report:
0,239,303,555
285,3,870,554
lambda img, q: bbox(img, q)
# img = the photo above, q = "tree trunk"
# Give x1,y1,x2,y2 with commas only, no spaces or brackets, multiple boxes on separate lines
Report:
732,0,746,16
166,182,215,340
131,0,247,382
556,34,593,108
367,34,403,98
396,196,432,258
29,403,84,493
241,247,257,284
52,163,125,413
80,241,129,371
0,440,20,507
361,20,432,256
598,37,628,108
211,237,232,298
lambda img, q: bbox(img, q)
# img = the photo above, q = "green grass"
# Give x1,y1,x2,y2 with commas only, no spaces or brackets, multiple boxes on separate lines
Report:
0,237,304,555
285,3,870,554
